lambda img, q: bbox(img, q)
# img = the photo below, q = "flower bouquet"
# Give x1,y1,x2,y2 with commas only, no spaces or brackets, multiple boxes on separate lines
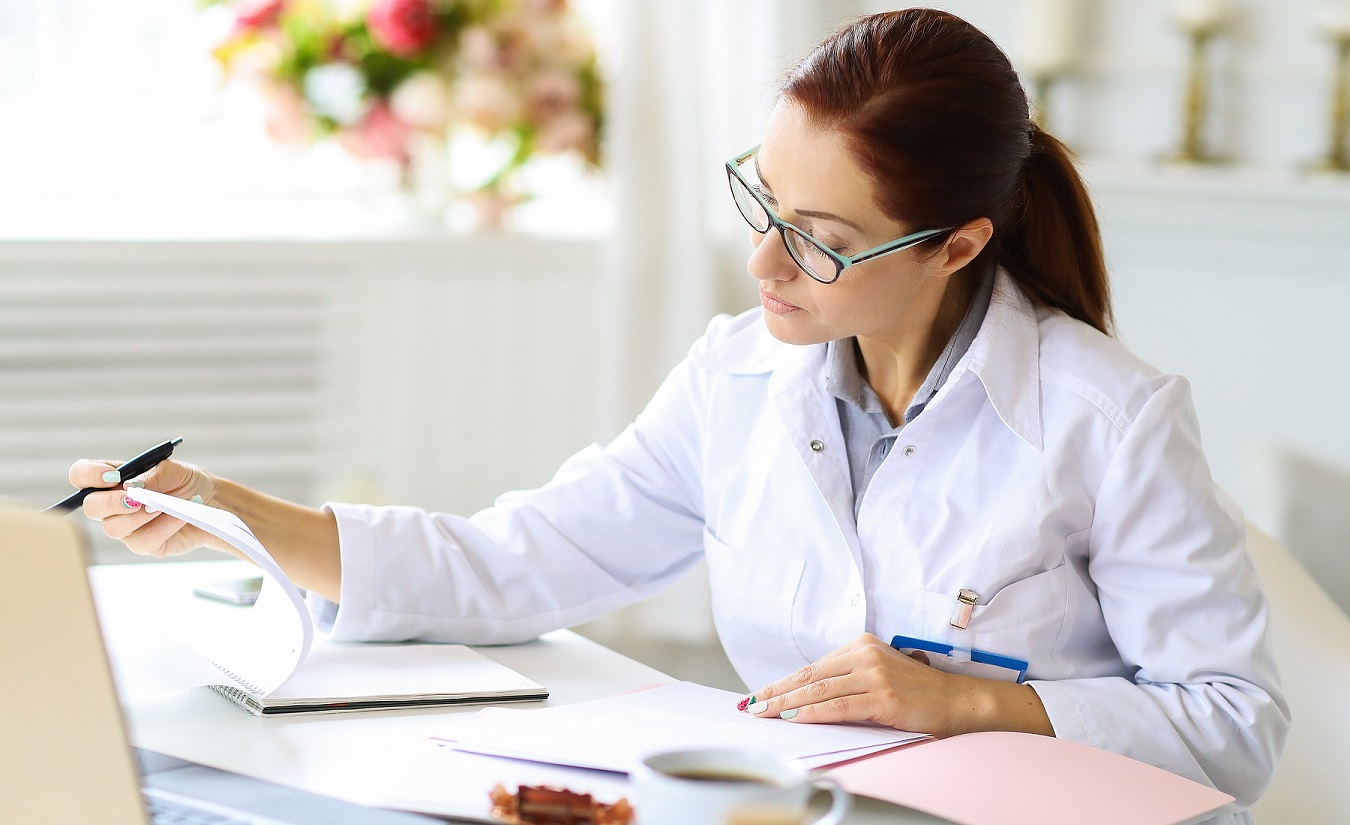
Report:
208,0,603,222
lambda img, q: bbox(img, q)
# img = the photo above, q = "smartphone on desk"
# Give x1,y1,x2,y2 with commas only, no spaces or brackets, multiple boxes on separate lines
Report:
192,576,263,606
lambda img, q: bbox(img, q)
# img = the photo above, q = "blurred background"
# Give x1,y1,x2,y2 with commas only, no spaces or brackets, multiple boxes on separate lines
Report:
2,0,1348,692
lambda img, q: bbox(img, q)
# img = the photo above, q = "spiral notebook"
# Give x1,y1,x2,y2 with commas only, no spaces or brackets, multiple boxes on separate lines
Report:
208,640,549,716
122,488,548,716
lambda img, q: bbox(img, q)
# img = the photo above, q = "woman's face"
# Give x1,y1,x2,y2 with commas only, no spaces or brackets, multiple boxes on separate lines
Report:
747,101,953,348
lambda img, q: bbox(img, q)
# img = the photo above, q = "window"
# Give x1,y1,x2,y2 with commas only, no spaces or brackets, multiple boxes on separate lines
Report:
0,0,616,236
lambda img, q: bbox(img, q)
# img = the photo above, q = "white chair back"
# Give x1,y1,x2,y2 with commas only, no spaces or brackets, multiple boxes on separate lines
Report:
1246,525,1350,823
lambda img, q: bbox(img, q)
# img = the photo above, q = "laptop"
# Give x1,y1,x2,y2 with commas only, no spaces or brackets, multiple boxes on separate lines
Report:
0,503,443,825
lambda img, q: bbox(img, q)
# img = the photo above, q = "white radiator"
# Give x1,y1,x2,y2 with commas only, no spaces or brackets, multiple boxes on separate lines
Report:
0,264,344,513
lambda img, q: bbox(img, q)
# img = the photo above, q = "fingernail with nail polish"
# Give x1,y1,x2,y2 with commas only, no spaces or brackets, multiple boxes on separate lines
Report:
125,480,146,489
191,495,204,505
102,470,121,484
122,497,140,510
779,709,798,720
748,701,771,715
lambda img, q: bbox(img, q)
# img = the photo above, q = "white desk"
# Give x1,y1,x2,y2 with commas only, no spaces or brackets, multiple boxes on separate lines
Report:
91,560,950,824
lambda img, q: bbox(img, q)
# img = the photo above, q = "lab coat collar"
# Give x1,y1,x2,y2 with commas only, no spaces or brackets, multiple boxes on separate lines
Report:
965,269,1044,451
690,311,798,375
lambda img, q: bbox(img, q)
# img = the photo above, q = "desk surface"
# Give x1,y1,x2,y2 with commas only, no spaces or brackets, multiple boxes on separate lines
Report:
92,559,950,824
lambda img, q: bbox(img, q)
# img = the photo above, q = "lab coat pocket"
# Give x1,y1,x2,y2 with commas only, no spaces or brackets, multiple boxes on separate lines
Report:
922,563,1067,678
702,528,807,688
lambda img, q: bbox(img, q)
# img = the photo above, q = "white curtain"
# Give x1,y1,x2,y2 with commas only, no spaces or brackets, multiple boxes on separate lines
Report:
585,0,856,642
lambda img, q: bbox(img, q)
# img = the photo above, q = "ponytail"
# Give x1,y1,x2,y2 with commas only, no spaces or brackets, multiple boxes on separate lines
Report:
1003,127,1113,335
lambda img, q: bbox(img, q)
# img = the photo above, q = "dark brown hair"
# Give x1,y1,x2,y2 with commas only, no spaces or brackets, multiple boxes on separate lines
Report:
782,9,1113,335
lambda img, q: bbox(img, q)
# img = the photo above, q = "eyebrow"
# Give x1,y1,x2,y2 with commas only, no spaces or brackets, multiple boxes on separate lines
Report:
754,158,865,233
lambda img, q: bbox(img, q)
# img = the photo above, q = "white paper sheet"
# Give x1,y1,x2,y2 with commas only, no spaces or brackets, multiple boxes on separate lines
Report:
123,487,311,695
448,681,928,773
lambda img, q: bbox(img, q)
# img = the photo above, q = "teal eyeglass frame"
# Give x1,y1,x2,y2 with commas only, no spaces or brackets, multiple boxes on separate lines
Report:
725,144,953,284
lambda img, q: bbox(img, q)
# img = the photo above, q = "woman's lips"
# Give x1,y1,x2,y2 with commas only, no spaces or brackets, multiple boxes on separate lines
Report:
760,289,802,315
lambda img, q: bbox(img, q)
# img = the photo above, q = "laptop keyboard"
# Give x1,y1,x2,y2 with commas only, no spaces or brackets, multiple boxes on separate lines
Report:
144,792,257,825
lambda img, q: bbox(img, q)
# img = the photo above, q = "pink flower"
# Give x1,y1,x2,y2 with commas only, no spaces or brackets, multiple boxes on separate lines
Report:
459,18,532,74
367,0,438,57
261,84,311,144
391,71,451,131
534,109,593,155
523,0,569,14
235,0,284,32
525,70,581,123
338,102,412,163
454,75,522,134
459,26,500,70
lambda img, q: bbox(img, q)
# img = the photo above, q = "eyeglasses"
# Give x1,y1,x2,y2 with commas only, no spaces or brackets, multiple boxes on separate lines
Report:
725,145,953,284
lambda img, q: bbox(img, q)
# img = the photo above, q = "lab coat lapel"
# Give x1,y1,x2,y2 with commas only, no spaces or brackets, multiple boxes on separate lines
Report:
767,344,865,575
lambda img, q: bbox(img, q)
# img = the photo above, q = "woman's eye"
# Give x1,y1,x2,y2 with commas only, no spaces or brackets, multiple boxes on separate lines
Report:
812,233,849,255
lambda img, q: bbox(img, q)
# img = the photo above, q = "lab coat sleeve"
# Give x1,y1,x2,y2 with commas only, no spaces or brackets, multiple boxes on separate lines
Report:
317,335,714,645
1027,377,1290,807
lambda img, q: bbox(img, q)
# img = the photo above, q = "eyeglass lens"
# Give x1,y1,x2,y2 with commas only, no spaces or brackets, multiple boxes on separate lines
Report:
729,168,770,232
728,165,839,283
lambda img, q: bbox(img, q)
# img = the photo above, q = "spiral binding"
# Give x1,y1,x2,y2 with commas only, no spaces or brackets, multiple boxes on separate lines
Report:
209,684,263,714
206,657,264,695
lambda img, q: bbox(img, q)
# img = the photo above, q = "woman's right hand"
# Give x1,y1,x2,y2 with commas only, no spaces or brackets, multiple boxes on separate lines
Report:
70,458,224,558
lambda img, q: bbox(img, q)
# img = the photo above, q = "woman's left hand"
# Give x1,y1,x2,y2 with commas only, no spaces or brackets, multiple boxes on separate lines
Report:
742,633,1054,739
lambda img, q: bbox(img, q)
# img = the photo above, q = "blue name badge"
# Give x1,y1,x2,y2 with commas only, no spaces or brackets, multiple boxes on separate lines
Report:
890,634,1029,683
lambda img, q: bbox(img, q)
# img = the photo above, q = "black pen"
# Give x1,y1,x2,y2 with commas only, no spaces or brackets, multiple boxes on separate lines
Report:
46,437,184,513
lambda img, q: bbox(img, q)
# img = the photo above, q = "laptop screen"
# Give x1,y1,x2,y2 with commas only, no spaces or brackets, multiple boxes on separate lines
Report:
0,504,149,825
0,504,444,825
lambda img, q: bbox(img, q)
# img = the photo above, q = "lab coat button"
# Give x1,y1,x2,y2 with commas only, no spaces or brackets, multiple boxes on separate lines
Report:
850,593,861,606
902,445,916,457
809,439,824,452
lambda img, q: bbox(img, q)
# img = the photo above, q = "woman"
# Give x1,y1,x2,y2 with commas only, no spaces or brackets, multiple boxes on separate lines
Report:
73,9,1286,821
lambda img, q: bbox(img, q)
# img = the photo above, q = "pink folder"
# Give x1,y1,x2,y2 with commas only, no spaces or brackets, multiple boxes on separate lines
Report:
823,731,1233,825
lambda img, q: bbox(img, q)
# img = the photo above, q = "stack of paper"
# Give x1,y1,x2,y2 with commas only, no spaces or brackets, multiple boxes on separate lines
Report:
448,681,927,772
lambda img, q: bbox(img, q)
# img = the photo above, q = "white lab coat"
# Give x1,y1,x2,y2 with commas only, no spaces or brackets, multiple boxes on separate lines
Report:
324,271,1288,820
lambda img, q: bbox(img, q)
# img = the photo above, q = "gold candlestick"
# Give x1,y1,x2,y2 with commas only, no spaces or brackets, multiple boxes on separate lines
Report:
1171,22,1225,164
1314,32,1350,172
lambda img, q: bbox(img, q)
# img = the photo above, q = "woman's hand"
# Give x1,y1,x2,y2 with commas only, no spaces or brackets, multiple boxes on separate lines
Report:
743,633,1054,738
71,458,224,558
70,456,343,601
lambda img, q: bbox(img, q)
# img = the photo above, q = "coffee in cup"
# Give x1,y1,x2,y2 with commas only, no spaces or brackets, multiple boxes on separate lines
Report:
630,747,850,825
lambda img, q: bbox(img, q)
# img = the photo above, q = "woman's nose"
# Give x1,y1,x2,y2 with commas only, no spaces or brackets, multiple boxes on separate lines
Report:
746,227,799,283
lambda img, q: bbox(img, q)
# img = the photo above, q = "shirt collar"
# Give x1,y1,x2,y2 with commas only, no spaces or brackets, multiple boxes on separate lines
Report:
824,339,886,415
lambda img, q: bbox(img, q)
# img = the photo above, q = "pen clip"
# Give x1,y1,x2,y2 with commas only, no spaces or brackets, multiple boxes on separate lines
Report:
949,588,980,631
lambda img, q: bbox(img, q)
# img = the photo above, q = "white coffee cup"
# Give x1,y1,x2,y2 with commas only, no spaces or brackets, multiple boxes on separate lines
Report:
631,747,851,825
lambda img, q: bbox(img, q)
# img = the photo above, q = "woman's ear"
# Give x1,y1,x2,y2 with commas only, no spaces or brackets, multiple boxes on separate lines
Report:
931,218,994,278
